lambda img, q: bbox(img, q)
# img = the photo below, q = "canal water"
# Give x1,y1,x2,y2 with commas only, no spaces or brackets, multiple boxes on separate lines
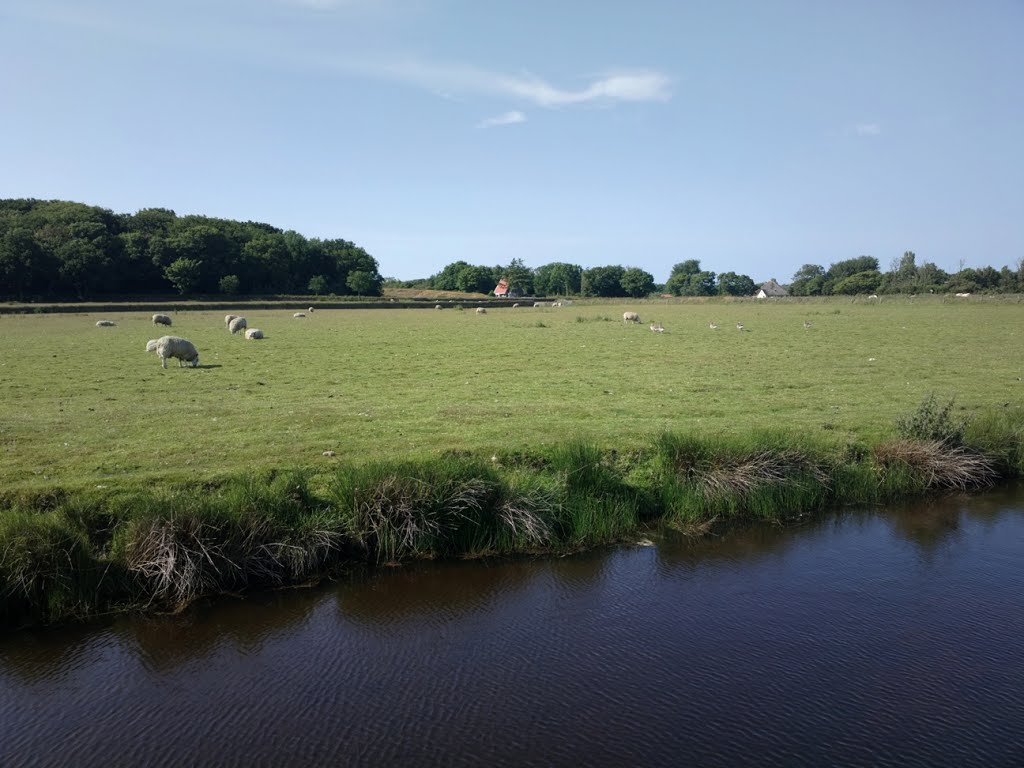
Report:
2,488,1023,767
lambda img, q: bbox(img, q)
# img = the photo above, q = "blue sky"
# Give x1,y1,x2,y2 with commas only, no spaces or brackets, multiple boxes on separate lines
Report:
2,1,1021,283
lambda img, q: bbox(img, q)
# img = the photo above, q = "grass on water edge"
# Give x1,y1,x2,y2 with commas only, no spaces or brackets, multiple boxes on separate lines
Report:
2,398,1022,629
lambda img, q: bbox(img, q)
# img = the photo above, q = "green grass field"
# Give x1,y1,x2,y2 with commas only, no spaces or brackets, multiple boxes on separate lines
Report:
1,296,1022,492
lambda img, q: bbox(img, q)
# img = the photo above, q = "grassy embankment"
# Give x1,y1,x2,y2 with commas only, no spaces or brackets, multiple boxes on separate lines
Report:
1,295,1022,626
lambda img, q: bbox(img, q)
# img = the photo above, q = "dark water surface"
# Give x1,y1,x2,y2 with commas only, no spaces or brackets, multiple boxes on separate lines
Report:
3,488,1024,767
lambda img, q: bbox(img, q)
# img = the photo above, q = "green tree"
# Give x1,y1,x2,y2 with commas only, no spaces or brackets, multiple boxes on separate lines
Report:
455,264,495,294
664,260,704,295
164,257,203,294
0,227,41,299
219,274,241,294
717,271,756,296
500,257,533,295
346,270,382,296
824,256,880,294
534,262,582,295
789,264,826,296
832,270,882,295
581,265,627,297
308,274,329,295
619,267,655,298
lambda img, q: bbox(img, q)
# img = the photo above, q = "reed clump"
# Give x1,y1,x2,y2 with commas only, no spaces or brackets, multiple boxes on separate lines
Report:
655,432,836,522
873,440,998,493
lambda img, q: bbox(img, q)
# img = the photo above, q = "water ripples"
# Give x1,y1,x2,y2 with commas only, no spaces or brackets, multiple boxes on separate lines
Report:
2,489,1023,766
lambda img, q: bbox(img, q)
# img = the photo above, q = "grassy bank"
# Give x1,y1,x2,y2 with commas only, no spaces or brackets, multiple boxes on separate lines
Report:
3,401,1022,628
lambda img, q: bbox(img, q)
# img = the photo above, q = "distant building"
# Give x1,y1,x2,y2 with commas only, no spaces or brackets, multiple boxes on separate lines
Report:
755,279,789,298
493,278,516,298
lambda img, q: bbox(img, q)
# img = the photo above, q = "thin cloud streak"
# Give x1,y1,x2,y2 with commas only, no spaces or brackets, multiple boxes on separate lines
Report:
478,111,527,128
346,57,672,107
855,123,881,136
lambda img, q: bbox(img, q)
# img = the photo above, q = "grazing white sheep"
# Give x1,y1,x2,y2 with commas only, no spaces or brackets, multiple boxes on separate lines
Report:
228,316,247,334
649,322,665,333
95,320,115,327
147,335,199,368
308,307,314,313
476,307,487,314
293,312,306,318
512,303,520,308
245,328,264,340
225,314,238,326
534,302,544,308
623,311,641,324
152,314,172,326
435,304,443,310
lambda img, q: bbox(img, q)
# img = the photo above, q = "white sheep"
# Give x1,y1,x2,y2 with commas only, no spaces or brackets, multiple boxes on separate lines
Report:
623,311,641,324
229,316,247,334
476,307,487,314
435,304,443,310
95,320,116,327
533,302,545,308
146,335,199,368
649,322,665,333
245,328,264,340
225,314,238,327
512,303,520,308
308,307,315,313
152,314,172,326
293,312,306,318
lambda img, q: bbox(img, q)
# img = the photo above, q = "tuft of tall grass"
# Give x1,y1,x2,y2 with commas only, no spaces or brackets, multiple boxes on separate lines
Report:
654,432,835,522
963,408,1024,477
0,510,113,625
873,440,998,494
545,442,641,545
329,457,503,561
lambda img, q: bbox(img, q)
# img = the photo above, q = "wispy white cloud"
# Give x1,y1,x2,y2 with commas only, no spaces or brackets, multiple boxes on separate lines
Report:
339,57,672,108
854,123,881,136
478,111,527,128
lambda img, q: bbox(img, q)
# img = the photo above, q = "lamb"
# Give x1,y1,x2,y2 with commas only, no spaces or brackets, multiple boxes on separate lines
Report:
152,314,172,326
95,320,116,327
225,314,238,327
623,311,641,324
476,307,487,314
245,328,264,340
146,335,199,368
228,316,247,334
293,312,306,318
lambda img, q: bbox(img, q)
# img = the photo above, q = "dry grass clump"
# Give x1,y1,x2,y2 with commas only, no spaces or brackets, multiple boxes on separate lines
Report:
122,513,346,608
873,440,998,491
693,449,831,499
335,461,502,561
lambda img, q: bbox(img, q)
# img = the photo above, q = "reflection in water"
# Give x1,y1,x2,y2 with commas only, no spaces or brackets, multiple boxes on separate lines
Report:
1,485,1022,768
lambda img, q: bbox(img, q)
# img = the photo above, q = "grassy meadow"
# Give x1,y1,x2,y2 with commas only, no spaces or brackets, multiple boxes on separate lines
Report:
1,295,1022,493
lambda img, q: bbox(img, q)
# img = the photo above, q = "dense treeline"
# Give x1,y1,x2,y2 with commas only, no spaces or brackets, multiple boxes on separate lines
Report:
789,252,1023,296
400,251,1023,299
5,199,1020,302
0,199,383,300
